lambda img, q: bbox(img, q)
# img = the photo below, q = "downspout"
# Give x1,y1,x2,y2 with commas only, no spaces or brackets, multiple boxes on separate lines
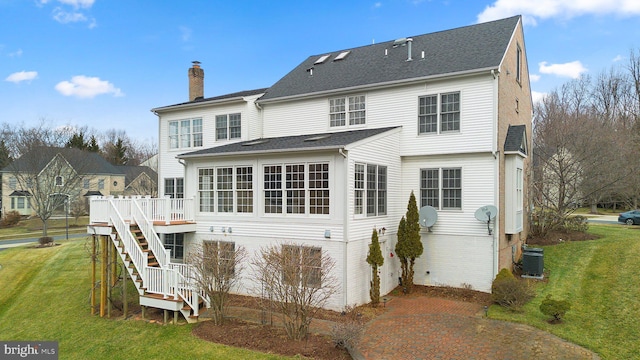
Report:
339,147,348,307
491,69,500,278
254,101,264,138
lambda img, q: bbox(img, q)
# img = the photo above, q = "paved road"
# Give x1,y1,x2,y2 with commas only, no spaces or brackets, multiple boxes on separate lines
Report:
0,233,87,250
585,215,620,225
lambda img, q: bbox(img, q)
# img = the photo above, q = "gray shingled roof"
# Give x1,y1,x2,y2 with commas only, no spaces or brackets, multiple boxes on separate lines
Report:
504,125,527,154
1,147,123,175
178,127,399,158
153,88,268,111
116,165,157,187
259,16,520,102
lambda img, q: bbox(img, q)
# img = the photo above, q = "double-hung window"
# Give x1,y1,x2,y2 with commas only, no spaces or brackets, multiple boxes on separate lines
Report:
164,233,184,260
329,95,366,127
165,178,184,198
216,113,242,141
264,163,330,215
354,163,386,216
420,168,462,209
418,91,460,134
282,245,322,288
169,118,202,149
199,167,254,213
203,241,236,275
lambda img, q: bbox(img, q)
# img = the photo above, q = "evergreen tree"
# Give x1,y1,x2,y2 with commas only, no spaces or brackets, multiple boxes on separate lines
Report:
366,228,384,306
65,132,88,150
104,137,129,165
395,191,423,293
0,140,12,169
87,135,100,152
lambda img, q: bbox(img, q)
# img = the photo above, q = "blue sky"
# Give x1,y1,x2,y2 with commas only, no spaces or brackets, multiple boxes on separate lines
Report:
2,0,639,143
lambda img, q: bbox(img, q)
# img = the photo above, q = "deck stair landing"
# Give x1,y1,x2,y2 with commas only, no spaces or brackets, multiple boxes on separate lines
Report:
99,197,208,323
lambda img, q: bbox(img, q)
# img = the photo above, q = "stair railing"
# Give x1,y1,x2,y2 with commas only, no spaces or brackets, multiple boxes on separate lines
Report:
131,198,170,267
108,200,148,284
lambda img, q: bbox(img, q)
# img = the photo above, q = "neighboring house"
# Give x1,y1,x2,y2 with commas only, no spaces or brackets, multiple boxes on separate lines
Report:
1,147,125,217
90,16,532,313
117,165,158,197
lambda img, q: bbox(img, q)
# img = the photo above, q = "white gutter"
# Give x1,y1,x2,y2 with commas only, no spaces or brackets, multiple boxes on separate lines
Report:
151,96,247,113
257,66,498,105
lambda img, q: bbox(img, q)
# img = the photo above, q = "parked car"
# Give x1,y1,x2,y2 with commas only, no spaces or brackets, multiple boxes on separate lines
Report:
618,210,640,225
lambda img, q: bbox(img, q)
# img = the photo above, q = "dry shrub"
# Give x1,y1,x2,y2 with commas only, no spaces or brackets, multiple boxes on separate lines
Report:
331,305,364,351
491,268,535,311
1,210,22,227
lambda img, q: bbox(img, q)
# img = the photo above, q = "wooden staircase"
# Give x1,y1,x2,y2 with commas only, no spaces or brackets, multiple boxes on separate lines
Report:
109,224,206,323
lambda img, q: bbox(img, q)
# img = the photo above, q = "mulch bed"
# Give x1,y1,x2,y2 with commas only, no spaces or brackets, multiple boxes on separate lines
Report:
527,230,600,246
193,318,352,360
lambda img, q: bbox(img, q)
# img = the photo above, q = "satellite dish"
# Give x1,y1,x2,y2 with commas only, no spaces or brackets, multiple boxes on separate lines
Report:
475,205,498,235
418,206,438,230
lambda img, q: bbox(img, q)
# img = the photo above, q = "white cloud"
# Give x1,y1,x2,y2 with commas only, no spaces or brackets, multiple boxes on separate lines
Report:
532,91,547,104
8,49,23,57
477,0,640,25
373,2,382,8
612,55,624,62
539,61,587,78
529,74,540,82
58,0,95,8
55,75,123,98
53,7,87,23
5,71,38,84
179,26,192,42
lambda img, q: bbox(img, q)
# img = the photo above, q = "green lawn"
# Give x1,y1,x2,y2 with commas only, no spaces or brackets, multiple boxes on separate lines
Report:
489,224,640,360
0,238,287,360
0,217,89,241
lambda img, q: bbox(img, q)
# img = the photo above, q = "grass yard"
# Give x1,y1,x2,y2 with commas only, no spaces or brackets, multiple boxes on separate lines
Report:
489,224,640,360
0,238,288,360
0,216,89,240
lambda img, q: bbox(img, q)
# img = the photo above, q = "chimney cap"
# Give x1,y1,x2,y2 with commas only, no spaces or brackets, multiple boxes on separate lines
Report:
192,60,201,68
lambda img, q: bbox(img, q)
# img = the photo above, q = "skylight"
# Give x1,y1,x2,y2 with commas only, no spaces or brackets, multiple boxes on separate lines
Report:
334,51,350,61
314,54,331,64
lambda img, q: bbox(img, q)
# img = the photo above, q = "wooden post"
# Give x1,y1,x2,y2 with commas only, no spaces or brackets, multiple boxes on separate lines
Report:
91,234,97,315
164,309,168,324
174,311,178,325
100,236,108,317
141,305,146,320
122,261,128,319
107,240,112,319
111,241,118,287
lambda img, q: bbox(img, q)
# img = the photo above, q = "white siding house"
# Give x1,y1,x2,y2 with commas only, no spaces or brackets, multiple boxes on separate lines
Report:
91,15,532,313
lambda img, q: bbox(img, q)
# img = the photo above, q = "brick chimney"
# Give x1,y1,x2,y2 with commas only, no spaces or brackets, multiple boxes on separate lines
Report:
188,61,204,101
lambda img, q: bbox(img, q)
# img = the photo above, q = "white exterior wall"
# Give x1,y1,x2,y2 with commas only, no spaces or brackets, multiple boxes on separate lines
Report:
261,74,495,156
343,130,403,305
156,94,263,197
401,153,498,292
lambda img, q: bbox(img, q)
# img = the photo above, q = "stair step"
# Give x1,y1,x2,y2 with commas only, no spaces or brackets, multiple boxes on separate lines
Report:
149,262,159,267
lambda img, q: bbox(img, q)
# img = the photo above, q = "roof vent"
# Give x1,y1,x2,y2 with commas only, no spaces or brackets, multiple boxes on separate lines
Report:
304,134,331,142
242,139,269,146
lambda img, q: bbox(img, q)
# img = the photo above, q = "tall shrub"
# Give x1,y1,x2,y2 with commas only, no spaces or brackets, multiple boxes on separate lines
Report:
395,191,423,293
366,228,384,306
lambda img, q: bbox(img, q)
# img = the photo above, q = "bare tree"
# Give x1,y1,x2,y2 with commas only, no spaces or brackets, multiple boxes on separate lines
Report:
187,241,247,325
252,242,338,340
2,147,94,237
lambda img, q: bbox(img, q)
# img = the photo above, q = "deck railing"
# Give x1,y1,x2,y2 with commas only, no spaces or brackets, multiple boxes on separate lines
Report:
97,196,204,316
131,200,170,267
108,200,148,284
89,196,195,224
